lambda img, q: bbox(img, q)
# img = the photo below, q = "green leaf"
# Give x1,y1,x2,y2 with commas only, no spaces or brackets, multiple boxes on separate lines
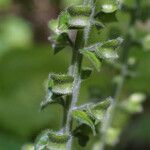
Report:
47,131,70,150
35,130,70,150
95,48,119,62
102,38,123,48
88,98,112,124
68,5,92,16
48,20,59,34
81,50,101,71
72,110,96,135
100,0,118,13
96,11,118,24
142,34,150,51
81,67,93,80
49,33,70,54
58,11,70,32
121,93,146,114
40,74,73,110
22,144,34,150
68,16,90,29
49,74,74,94
105,127,121,146
35,130,50,150
48,131,70,143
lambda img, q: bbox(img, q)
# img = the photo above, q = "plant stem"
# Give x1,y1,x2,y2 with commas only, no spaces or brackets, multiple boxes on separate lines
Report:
99,38,130,150
66,30,84,150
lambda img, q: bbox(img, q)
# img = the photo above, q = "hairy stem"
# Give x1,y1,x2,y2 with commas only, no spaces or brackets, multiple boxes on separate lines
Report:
66,30,84,150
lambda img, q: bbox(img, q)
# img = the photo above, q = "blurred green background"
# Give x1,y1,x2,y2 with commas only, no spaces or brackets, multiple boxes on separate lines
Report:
0,0,150,150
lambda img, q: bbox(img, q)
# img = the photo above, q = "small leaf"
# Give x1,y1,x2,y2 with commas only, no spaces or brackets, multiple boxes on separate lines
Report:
92,20,105,29
95,48,119,62
106,127,121,146
142,34,150,51
48,131,70,143
121,93,146,114
69,16,89,29
41,74,73,110
58,11,70,32
48,19,59,34
49,33,70,54
47,131,70,150
96,11,118,24
100,0,118,13
35,130,50,150
102,37,123,48
22,144,34,150
87,98,112,124
35,130,70,150
49,74,74,95
81,50,101,71
72,110,96,135
81,67,93,80
68,5,92,16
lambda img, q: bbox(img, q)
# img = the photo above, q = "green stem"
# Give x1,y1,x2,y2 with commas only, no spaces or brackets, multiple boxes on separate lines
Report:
66,30,84,150
99,38,131,150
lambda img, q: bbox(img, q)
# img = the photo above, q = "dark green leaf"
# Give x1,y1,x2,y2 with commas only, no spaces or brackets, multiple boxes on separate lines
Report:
81,67,93,80
50,33,70,54
96,11,118,24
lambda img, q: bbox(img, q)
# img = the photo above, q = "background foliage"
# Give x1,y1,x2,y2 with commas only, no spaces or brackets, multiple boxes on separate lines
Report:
0,0,150,150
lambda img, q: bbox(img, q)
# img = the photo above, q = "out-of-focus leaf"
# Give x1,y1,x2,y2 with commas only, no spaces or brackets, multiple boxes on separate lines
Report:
22,144,34,150
81,67,93,80
121,93,146,113
142,34,150,51
80,50,101,71
0,17,33,50
0,0,11,9
105,127,121,146
72,110,96,135
100,0,118,13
